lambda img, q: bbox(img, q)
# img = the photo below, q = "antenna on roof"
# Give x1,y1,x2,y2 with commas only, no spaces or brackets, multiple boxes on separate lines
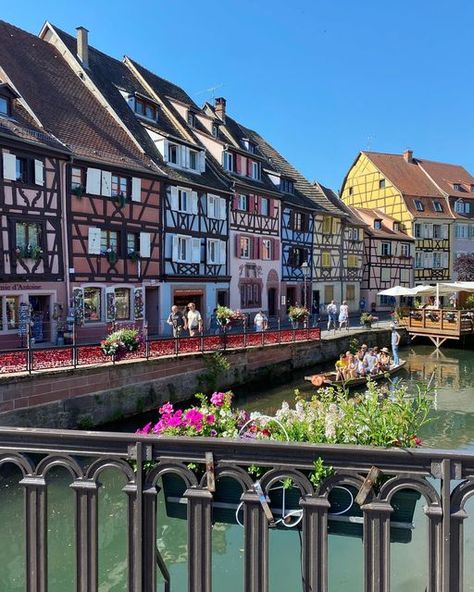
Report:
193,83,224,100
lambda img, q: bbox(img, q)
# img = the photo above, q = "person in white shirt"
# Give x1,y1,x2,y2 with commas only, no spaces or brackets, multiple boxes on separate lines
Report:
326,300,338,331
338,301,349,330
186,302,203,337
254,310,268,332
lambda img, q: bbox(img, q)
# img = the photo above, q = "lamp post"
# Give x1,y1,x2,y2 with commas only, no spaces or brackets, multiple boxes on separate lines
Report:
301,261,310,310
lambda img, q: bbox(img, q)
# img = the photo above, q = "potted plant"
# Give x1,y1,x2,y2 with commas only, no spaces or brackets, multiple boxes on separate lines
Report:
113,192,127,208
71,185,86,198
138,381,431,541
360,312,377,328
105,248,117,264
288,305,309,328
100,326,143,359
128,250,140,263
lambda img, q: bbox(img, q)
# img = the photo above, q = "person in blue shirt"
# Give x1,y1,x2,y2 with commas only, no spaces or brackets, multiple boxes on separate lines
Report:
390,323,400,365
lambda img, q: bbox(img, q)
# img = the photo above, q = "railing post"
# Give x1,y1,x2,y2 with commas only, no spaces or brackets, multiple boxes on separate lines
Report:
73,323,78,368
300,495,330,592
20,475,47,592
362,501,392,592
278,317,281,343
244,318,247,348
144,322,150,361
425,504,443,592
27,323,32,374
70,479,100,592
142,484,159,592
242,491,269,592
175,334,179,358
450,508,466,592
185,488,213,592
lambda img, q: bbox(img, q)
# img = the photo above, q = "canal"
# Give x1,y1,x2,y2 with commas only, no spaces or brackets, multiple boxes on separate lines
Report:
2,344,474,591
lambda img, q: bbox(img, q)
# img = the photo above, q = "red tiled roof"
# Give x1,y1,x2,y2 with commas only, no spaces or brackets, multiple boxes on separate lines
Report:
418,159,474,199
351,207,414,240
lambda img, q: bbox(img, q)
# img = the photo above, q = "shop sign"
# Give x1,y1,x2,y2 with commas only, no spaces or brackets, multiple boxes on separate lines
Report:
1,284,42,291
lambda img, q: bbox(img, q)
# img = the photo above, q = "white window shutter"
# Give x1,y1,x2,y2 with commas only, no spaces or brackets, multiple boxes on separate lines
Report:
206,239,212,264
131,177,141,202
2,152,16,181
160,139,169,162
86,168,101,195
207,194,215,218
191,237,201,263
88,227,101,254
219,198,226,220
140,232,151,258
442,224,448,239
191,191,199,215
170,186,178,210
442,252,449,268
180,145,187,168
172,235,179,262
34,159,45,186
424,252,432,268
199,151,206,172
101,170,112,197
220,240,226,265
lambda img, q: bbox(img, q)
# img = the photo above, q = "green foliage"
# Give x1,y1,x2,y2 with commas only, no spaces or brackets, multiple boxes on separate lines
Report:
198,351,230,393
310,458,334,487
349,336,360,354
464,294,474,310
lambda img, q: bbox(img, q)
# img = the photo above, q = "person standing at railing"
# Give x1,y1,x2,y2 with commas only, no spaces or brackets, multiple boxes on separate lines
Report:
167,305,185,338
186,302,203,337
254,310,268,332
390,323,400,365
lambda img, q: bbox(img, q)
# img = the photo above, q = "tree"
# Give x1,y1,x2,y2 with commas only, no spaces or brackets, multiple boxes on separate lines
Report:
453,254,474,281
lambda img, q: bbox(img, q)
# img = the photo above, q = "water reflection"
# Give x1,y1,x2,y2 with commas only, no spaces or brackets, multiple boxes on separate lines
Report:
3,344,474,591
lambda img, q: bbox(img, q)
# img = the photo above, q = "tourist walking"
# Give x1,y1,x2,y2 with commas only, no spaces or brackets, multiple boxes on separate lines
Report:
338,300,349,330
326,300,338,331
390,323,401,365
208,308,220,335
254,310,268,332
167,305,186,338
186,302,203,337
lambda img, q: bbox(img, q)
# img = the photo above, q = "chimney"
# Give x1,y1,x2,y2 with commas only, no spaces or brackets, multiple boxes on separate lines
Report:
76,26,89,68
215,97,226,122
403,149,413,163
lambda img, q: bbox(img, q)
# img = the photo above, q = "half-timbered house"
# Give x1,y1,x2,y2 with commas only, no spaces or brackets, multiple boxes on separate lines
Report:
349,207,414,311
41,24,232,331
0,75,69,347
341,151,455,284
1,21,163,342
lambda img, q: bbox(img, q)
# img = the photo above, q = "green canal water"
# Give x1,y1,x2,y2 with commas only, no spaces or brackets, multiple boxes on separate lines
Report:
2,344,474,591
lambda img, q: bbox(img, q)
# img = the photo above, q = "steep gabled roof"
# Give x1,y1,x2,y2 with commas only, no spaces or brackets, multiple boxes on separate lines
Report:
0,20,155,174
418,159,474,199
316,183,365,226
351,207,414,240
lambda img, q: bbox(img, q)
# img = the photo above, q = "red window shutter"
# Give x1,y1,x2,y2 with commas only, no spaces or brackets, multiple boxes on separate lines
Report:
253,195,259,213
235,234,240,257
269,199,276,218
273,239,280,261
236,154,242,175
252,236,260,259
232,194,239,210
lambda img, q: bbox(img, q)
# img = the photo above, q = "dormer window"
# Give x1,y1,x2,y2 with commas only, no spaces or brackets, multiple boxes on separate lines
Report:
189,150,198,171
242,139,256,154
393,222,400,231
212,124,219,138
133,95,158,121
0,83,19,118
374,219,382,230
455,200,471,214
471,185,474,192
168,143,178,164
379,179,386,189
433,200,443,212
281,178,294,194
187,112,195,127
453,183,461,191
0,96,10,117
414,199,424,211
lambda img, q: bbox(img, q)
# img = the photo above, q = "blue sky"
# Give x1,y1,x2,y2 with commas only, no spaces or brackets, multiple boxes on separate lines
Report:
3,1,474,190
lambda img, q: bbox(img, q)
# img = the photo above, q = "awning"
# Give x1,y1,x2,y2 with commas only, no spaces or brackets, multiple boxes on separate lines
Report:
377,286,418,296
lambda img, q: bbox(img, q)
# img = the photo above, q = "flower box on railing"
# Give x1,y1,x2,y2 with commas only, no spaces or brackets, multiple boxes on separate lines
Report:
161,473,420,544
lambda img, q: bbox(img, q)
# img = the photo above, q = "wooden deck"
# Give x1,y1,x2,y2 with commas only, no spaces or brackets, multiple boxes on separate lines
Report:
399,308,474,347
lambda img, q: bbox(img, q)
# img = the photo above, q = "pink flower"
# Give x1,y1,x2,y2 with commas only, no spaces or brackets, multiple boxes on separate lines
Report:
211,392,226,407
185,409,204,426
159,402,174,415
136,421,152,435
206,414,215,425
412,435,422,446
152,420,164,433
167,410,183,428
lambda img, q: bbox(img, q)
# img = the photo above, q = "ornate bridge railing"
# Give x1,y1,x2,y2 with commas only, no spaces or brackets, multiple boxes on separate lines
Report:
0,426,472,591
0,326,321,375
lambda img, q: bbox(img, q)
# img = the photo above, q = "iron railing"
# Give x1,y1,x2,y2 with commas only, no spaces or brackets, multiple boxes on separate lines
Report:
0,426,473,591
0,326,321,375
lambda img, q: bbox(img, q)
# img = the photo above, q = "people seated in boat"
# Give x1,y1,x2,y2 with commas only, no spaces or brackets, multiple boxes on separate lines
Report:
345,352,358,379
335,353,348,381
379,348,391,370
364,348,379,375
360,344,368,359
355,351,368,377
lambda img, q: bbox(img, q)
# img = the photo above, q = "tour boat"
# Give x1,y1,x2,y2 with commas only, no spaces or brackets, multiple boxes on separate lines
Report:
304,360,407,389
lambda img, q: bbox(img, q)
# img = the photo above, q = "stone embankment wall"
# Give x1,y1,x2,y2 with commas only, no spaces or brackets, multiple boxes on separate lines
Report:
0,328,406,429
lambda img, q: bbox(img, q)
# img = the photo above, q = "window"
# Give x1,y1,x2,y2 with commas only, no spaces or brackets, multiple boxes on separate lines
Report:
374,219,382,230
471,185,474,193
207,239,219,264
208,194,224,219
5,296,19,329
433,201,443,212
348,227,359,241
322,217,333,234
115,288,130,320
127,232,140,254
281,178,294,194
212,124,219,138
84,287,102,322
414,223,422,238
168,144,179,164
238,194,249,211
15,157,34,184
71,167,85,191
178,188,189,212
348,186,353,195
433,224,442,239
415,252,423,268
293,212,303,231
15,222,41,256
261,239,272,260
223,152,234,171
134,96,158,121
393,222,400,231
455,200,471,214
240,282,261,308
414,200,424,211
346,285,355,301
100,230,119,254
433,252,442,268
379,179,386,189
324,285,334,304
322,251,331,267
177,236,188,262
260,197,269,217
453,183,461,191
0,96,10,116
250,161,260,180
189,150,198,171
400,243,410,257
347,255,360,268
187,111,195,127
112,175,130,198
381,267,391,282
240,237,250,259
381,242,391,256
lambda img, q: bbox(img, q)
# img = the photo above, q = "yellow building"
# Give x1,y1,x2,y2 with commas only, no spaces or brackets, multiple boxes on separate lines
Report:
341,150,454,283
